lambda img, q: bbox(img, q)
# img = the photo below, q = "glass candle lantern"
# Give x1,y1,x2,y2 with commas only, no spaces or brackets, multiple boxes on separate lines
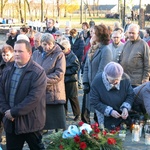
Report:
132,122,140,142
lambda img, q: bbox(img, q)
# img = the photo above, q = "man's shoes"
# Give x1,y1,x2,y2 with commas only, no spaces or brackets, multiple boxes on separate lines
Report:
73,115,80,121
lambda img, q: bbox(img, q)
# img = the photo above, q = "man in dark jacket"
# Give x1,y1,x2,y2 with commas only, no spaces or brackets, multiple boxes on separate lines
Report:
45,18,57,34
6,27,18,48
0,40,47,150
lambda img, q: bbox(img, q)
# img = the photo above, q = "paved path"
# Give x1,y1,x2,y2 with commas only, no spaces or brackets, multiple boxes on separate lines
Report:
0,34,149,149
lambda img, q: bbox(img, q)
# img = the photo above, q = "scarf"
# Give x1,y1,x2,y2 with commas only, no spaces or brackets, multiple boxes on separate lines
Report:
88,43,100,61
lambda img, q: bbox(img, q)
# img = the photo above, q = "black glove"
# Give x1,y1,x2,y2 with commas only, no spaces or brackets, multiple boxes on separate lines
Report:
83,83,90,94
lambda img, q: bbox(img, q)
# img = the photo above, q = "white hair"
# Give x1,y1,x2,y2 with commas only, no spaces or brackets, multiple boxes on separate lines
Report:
17,34,30,42
60,39,71,50
128,24,140,32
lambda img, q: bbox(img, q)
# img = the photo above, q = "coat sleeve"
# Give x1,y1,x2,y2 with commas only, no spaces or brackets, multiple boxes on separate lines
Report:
0,75,10,114
82,57,89,84
78,39,84,62
65,56,79,75
120,79,134,111
90,78,109,115
97,47,113,74
47,52,66,85
138,83,150,116
142,43,150,82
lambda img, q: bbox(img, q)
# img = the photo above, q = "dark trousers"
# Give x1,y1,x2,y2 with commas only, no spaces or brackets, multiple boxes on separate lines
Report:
81,93,90,124
6,130,45,150
64,82,80,116
0,113,3,142
81,93,98,124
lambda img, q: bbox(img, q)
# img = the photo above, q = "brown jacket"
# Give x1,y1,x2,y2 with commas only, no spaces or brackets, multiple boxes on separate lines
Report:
120,37,150,86
32,44,66,104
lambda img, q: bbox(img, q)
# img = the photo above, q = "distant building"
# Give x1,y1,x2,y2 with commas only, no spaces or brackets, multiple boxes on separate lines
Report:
97,5,118,14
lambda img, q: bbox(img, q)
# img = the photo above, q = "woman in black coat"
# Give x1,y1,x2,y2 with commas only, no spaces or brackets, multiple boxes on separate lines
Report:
60,40,81,121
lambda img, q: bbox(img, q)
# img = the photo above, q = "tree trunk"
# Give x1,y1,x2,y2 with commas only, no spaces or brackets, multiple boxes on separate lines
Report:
1,0,8,18
56,0,60,17
64,0,67,17
19,0,23,23
96,0,99,16
41,0,44,22
84,0,91,17
93,0,95,17
25,0,31,18
0,0,3,17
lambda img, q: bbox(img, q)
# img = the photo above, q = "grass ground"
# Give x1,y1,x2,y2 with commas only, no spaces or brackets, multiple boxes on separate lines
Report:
56,16,150,29
58,17,121,29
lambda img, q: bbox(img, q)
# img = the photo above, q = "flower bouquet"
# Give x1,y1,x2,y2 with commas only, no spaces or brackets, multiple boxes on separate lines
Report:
45,122,123,150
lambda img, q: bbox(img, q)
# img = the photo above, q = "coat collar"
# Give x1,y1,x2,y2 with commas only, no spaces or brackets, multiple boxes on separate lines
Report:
102,72,120,91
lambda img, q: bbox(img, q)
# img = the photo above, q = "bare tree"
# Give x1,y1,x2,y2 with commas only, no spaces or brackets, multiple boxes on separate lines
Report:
93,0,96,17
0,0,8,18
96,0,100,16
25,0,31,17
56,0,60,17
19,0,23,23
84,0,91,17
41,0,44,21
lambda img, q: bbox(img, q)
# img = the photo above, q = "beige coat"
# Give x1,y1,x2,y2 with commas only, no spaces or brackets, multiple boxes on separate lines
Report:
32,44,66,104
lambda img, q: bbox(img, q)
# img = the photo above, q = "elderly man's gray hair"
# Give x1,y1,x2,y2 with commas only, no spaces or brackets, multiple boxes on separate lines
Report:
128,24,140,32
41,33,55,44
34,32,43,39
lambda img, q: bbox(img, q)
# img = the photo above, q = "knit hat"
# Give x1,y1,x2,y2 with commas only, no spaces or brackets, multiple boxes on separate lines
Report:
17,34,30,42
104,62,123,79
55,30,63,36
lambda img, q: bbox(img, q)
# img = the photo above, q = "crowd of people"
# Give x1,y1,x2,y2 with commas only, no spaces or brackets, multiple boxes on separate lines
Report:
0,17,150,149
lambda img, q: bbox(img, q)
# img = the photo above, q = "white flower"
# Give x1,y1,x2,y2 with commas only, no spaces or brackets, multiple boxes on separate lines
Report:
79,123,92,134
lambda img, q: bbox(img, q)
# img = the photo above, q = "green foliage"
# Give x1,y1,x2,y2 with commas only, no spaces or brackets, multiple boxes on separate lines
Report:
44,123,123,150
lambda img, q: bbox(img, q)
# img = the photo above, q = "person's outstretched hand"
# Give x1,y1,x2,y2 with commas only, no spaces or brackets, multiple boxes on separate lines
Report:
121,108,128,119
111,110,121,118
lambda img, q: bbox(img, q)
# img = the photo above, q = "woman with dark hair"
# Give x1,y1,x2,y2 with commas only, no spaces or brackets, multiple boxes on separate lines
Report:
0,44,14,149
69,28,84,89
82,24,113,124
80,22,90,42
0,44,14,74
